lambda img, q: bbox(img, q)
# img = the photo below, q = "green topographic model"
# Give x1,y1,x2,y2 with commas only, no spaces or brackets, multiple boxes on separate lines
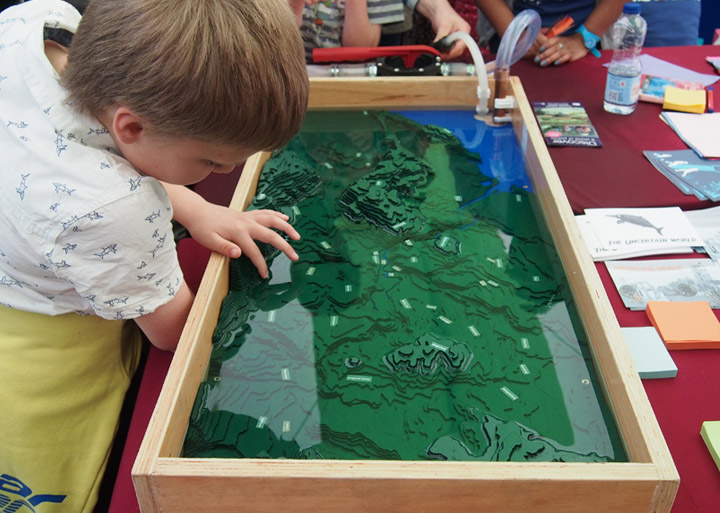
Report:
184,110,625,463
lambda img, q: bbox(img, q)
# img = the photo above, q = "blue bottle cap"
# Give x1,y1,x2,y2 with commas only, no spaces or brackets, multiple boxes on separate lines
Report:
623,2,641,14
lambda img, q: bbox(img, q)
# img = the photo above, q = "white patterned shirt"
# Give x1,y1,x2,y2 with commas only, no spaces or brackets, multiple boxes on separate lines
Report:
0,0,183,320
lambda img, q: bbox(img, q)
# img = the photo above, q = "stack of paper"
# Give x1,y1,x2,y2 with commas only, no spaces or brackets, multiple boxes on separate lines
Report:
621,326,677,379
639,55,719,89
605,258,720,310
685,206,720,261
662,87,707,114
576,207,704,261
639,75,705,104
644,149,720,201
646,300,720,349
660,112,720,159
701,421,720,472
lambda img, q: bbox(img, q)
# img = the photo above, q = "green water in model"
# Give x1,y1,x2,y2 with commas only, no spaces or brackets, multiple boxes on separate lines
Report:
184,110,626,462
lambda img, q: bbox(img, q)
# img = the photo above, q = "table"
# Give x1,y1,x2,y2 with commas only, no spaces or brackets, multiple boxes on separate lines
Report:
108,46,720,513
511,45,720,513
512,45,720,215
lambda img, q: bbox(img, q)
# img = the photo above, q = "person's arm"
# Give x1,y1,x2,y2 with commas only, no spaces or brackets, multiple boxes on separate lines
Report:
289,0,323,27
582,0,626,39
342,0,382,47
162,183,300,279
474,0,515,37
134,280,194,352
535,0,626,66
416,0,471,59
288,0,306,26
476,0,548,59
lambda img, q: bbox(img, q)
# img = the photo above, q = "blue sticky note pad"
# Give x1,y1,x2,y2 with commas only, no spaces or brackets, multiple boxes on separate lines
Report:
621,326,678,379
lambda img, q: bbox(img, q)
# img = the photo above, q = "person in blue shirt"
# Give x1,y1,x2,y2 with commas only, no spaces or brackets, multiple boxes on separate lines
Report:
475,0,626,66
636,0,701,47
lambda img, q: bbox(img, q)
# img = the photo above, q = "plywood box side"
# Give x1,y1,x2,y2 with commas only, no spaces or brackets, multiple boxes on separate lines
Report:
158,252,231,457
142,152,274,463
508,77,676,485
308,76,490,109
139,460,662,513
145,153,274,461
133,76,677,513
153,457,658,480
132,251,229,463
229,151,271,212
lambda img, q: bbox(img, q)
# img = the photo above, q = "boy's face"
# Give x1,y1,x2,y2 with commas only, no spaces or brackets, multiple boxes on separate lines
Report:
122,131,254,185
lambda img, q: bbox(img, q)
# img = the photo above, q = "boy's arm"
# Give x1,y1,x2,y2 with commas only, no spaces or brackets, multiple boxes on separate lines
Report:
134,280,194,352
162,182,300,279
342,0,382,47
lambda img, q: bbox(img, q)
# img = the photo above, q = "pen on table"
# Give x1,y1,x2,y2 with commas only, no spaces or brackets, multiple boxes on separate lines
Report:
545,15,574,39
708,86,715,113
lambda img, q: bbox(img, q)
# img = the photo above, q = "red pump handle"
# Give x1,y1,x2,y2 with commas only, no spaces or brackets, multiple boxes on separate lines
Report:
312,45,442,68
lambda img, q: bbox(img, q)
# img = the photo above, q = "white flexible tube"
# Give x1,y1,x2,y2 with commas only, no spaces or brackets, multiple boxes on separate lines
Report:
496,10,541,72
442,30,490,115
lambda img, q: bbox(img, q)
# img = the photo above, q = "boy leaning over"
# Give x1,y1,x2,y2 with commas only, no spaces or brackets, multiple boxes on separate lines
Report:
0,0,308,511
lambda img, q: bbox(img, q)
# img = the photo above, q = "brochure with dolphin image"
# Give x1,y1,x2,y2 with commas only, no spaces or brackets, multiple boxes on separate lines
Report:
578,207,704,261
532,101,603,148
644,149,720,202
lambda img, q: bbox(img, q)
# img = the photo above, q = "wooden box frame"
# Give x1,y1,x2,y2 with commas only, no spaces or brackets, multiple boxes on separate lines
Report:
133,76,678,512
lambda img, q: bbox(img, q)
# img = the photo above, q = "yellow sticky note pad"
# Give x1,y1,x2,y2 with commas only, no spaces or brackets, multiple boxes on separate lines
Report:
646,300,720,349
701,421,720,471
663,86,707,114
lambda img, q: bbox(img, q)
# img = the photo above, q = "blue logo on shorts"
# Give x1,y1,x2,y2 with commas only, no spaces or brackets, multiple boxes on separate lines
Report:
0,474,66,512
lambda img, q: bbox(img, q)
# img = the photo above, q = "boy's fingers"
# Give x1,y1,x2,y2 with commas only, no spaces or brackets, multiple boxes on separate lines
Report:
254,211,301,240
241,242,269,278
257,230,299,261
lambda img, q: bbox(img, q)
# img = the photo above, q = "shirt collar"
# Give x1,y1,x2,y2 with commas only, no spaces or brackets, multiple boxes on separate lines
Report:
17,0,119,153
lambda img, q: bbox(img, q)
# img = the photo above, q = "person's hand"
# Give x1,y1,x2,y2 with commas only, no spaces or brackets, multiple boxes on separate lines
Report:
184,204,300,278
417,0,471,60
523,31,548,60
533,33,589,67
436,33,469,61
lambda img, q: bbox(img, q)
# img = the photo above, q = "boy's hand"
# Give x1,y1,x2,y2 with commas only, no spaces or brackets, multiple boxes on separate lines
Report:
187,204,300,278
162,182,300,278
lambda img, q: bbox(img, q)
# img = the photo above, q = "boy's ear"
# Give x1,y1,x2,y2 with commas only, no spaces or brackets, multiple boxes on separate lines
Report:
111,106,146,144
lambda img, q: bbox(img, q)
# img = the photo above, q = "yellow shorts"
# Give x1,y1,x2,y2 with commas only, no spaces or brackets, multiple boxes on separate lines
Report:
0,306,141,513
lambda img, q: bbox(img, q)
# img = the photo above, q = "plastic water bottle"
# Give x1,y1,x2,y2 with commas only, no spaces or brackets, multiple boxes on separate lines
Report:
603,3,647,115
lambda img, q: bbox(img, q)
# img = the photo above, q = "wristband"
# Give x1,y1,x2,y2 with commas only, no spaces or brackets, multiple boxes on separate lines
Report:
576,24,601,58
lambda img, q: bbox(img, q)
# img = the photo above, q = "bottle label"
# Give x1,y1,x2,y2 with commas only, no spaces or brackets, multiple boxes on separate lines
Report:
604,72,641,106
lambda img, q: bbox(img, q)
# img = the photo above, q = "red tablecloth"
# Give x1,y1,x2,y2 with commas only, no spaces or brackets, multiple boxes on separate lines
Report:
513,45,720,513
110,47,720,513
512,45,720,215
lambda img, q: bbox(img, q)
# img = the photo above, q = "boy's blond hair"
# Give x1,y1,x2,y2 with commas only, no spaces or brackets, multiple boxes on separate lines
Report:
62,0,308,151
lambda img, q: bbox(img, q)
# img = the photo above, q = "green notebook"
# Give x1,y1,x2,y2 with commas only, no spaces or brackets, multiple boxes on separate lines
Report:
701,421,720,471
